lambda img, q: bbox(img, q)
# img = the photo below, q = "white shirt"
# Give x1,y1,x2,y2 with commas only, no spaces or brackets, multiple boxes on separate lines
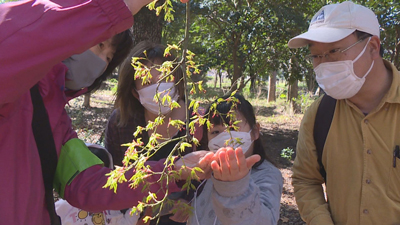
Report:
55,199,139,225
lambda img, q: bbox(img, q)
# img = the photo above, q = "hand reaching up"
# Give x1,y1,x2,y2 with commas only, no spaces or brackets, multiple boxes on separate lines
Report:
174,150,214,181
211,147,261,182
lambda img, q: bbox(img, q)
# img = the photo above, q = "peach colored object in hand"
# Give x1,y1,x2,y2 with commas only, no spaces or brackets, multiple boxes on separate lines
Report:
211,147,260,182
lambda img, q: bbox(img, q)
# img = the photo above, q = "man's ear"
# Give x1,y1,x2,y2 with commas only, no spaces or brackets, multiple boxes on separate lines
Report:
252,123,261,141
369,35,381,60
131,89,139,100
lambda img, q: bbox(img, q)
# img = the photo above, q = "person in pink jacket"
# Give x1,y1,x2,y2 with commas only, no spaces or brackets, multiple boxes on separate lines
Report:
0,0,211,224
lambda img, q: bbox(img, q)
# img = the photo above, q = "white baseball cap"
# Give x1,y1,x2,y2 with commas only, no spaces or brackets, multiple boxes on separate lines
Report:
288,1,380,48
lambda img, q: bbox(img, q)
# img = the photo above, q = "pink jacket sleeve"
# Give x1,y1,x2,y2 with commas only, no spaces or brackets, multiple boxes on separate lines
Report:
64,161,182,212
0,0,133,105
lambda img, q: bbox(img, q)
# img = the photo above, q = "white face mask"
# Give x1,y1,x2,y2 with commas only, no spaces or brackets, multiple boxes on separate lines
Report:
136,83,179,115
208,130,253,154
63,50,107,91
314,37,374,100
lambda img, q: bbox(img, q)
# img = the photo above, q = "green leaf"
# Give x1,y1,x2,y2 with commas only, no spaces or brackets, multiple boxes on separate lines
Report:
180,142,192,152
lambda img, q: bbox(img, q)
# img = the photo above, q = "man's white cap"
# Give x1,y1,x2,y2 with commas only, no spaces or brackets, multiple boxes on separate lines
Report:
288,1,380,48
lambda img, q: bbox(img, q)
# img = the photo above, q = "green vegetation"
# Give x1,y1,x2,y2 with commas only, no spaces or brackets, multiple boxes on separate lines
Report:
281,147,295,161
164,0,399,113
45,0,399,223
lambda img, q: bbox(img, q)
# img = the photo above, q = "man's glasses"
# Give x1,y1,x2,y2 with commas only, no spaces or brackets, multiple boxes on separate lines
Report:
307,37,367,62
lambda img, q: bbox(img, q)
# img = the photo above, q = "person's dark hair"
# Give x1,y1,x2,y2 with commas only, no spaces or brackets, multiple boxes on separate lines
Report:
86,30,134,93
115,40,185,127
88,147,111,168
204,94,275,168
354,30,384,57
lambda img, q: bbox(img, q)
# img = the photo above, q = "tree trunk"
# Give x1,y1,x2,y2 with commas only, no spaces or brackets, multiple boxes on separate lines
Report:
391,26,399,69
219,70,223,88
238,75,246,91
226,69,232,87
267,71,277,103
394,40,400,69
305,69,316,94
249,71,257,94
131,5,163,46
290,80,300,113
83,92,91,108
230,34,242,92
287,55,300,113
250,76,255,93
214,70,218,88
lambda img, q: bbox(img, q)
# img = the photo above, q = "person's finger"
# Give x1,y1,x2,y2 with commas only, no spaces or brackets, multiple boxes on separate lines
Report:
187,151,211,165
199,152,214,166
175,151,207,170
174,151,213,180
225,146,234,151
211,160,222,180
197,152,214,179
218,150,230,176
211,160,219,169
235,147,247,171
215,147,227,157
246,154,261,168
213,147,228,166
227,148,239,174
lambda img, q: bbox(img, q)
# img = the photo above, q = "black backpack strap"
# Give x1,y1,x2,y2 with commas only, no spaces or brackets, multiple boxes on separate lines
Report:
313,94,336,183
30,84,61,225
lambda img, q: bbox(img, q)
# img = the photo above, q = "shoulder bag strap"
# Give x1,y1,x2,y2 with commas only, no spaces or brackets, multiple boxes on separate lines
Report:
30,84,61,225
313,94,336,184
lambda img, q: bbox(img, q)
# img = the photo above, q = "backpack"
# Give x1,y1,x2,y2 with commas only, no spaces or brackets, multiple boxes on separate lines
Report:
313,94,337,183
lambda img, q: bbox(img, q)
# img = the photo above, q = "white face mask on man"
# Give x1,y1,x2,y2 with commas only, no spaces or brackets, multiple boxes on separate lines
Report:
136,83,179,115
314,37,374,100
63,49,107,91
208,130,253,154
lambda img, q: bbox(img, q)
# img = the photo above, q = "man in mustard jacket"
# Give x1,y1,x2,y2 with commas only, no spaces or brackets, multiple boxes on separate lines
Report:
288,1,400,224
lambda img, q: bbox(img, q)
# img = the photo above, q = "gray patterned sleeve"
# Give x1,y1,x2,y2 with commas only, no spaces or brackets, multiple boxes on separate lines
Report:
211,160,283,225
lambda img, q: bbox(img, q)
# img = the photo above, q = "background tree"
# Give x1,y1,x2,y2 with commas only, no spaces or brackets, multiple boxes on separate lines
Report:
360,0,399,68
83,4,164,107
165,0,399,112
132,3,164,46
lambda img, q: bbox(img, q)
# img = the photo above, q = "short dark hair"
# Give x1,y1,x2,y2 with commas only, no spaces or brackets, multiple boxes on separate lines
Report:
86,30,134,93
354,30,384,57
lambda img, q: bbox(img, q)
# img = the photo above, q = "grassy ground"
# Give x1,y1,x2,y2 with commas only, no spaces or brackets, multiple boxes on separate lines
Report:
66,79,308,225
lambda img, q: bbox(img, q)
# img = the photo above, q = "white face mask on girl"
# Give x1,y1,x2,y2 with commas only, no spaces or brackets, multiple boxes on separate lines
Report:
314,37,374,100
208,130,253,154
63,49,107,91
136,83,179,115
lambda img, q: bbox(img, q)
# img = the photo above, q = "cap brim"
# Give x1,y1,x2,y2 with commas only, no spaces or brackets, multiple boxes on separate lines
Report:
288,27,356,48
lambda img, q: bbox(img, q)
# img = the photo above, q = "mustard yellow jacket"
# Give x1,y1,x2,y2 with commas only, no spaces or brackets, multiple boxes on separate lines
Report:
293,60,400,225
